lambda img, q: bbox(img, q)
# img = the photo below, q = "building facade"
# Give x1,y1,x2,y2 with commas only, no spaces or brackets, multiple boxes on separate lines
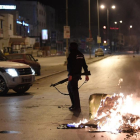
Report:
0,11,35,53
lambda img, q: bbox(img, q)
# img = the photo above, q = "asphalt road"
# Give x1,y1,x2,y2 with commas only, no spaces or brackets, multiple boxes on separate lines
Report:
35,54,95,67
0,54,140,140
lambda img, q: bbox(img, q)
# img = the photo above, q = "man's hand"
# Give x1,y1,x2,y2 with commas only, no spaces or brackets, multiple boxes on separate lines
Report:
85,75,89,81
68,75,72,81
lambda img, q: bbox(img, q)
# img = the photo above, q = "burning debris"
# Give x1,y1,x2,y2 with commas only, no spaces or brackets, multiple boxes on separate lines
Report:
93,93,140,134
58,93,140,139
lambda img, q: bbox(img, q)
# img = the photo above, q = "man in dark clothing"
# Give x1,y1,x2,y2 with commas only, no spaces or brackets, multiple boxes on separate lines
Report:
67,42,89,112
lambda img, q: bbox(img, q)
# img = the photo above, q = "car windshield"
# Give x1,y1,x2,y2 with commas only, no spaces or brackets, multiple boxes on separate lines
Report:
7,55,24,60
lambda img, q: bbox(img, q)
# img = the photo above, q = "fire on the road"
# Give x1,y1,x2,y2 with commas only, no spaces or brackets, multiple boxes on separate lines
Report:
67,93,140,134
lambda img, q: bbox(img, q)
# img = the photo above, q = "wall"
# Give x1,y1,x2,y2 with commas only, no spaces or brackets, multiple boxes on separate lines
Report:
46,6,55,36
16,1,38,36
0,14,14,50
25,37,35,47
37,2,47,36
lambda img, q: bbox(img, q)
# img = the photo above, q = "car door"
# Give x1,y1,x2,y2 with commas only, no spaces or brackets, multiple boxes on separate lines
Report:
24,54,34,69
26,54,38,72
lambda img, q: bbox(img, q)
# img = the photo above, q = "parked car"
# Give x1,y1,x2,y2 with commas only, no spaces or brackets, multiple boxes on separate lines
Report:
7,54,41,76
0,52,35,95
95,48,104,57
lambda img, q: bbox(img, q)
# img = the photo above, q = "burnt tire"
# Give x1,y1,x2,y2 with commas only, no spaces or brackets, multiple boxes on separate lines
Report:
0,76,9,95
13,85,30,94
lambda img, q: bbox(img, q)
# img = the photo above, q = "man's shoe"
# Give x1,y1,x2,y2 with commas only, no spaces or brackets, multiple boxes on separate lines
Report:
69,105,74,110
69,107,75,111
69,107,81,112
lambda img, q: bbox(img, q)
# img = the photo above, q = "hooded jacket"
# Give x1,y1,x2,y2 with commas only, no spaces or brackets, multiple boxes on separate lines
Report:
67,49,88,76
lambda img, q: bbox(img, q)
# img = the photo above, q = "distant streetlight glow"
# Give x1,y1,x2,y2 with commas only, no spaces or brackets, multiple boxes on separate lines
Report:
112,5,116,9
100,5,105,9
103,26,106,29
120,20,122,23
114,21,117,24
130,25,132,28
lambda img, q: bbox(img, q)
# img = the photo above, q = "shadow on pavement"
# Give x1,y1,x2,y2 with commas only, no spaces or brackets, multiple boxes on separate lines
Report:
0,92,34,97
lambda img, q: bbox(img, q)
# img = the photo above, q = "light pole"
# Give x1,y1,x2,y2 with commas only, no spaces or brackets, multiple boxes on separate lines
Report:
64,0,69,65
88,0,92,58
97,0,100,48
115,20,123,51
129,25,134,55
100,4,116,46
114,21,122,51
119,20,122,33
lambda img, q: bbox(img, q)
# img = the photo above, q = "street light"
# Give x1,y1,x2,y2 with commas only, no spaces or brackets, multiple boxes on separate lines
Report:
120,20,123,23
100,4,116,45
103,26,106,29
111,5,116,9
130,25,133,28
100,5,105,9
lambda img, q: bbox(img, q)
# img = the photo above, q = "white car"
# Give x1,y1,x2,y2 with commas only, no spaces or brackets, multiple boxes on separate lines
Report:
95,48,104,57
0,56,35,95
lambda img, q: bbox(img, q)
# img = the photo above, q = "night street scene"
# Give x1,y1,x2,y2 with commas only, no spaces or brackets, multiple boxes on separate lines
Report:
1,0,140,140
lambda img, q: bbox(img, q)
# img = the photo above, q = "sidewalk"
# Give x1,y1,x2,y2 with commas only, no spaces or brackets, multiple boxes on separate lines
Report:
35,54,111,81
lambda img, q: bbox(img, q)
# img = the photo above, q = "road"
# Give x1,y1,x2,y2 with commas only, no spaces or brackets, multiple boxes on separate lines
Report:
35,54,94,67
35,54,110,80
0,54,140,140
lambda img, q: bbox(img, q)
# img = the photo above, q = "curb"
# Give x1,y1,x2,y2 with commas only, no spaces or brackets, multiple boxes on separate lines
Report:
35,55,111,81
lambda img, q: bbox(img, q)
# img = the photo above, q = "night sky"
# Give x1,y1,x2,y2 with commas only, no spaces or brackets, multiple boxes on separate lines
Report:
16,0,140,35
39,0,126,25
39,0,140,30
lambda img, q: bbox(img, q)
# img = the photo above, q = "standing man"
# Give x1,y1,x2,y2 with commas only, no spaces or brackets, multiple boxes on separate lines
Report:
67,42,89,112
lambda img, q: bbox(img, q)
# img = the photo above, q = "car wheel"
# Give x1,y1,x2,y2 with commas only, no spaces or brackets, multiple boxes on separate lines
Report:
0,76,9,95
13,85,30,94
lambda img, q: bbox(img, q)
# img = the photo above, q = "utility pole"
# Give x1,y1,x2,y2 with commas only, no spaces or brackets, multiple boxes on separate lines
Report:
97,0,100,48
88,0,91,58
107,8,109,44
64,0,69,65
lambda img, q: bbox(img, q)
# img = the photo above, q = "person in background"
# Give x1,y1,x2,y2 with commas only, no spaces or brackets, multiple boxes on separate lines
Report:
67,42,89,113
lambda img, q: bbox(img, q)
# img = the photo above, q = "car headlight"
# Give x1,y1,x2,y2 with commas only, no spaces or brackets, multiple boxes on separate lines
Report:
5,68,18,77
31,67,35,75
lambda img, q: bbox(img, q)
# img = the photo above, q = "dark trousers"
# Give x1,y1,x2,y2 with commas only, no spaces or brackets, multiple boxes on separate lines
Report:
67,77,81,109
